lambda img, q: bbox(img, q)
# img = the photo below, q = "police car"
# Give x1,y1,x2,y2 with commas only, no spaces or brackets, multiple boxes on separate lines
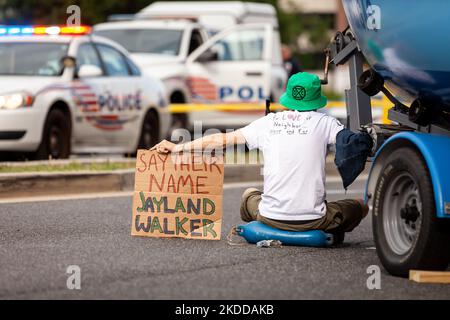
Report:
94,1,287,131
0,25,171,160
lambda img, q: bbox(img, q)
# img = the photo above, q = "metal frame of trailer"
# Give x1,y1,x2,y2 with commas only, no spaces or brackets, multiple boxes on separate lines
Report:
322,28,450,277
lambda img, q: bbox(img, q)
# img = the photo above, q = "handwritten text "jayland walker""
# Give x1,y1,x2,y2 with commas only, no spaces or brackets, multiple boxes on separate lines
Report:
132,151,224,240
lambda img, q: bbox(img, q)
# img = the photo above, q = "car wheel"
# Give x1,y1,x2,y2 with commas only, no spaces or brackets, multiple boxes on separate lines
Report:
171,113,188,131
170,91,188,130
35,109,71,160
373,146,450,277
138,111,159,150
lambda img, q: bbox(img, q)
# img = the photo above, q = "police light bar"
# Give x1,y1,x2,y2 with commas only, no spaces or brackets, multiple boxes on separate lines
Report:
0,25,92,36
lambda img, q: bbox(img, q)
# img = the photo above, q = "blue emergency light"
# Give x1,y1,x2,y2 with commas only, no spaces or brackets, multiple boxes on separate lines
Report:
0,25,91,36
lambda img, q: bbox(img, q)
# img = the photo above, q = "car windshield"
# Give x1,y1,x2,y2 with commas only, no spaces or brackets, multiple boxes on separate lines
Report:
0,42,69,76
95,29,183,56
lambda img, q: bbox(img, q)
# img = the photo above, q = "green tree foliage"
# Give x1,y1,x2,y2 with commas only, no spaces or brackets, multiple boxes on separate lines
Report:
0,0,151,24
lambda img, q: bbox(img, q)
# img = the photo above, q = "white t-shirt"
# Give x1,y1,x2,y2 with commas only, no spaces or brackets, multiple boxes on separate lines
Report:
241,111,344,221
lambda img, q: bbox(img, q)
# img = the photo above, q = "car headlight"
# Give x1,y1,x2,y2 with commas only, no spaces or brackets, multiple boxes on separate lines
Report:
0,92,34,110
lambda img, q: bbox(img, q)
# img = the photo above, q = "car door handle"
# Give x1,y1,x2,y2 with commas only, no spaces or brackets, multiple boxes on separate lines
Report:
246,71,263,77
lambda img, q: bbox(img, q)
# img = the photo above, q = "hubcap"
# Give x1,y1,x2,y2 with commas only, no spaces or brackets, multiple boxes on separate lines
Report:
382,172,422,255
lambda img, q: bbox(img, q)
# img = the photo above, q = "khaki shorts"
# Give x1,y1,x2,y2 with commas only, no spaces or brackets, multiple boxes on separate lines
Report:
240,188,365,234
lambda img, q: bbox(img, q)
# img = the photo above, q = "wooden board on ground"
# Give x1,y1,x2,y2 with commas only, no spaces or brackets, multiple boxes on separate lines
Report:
131,150,224,241
409,270,450,284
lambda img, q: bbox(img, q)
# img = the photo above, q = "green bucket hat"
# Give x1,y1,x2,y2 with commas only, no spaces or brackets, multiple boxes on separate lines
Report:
280,72,327,111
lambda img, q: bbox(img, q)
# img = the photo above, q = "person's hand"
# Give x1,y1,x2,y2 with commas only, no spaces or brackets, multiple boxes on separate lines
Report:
150,140,177,154
360,124,381,157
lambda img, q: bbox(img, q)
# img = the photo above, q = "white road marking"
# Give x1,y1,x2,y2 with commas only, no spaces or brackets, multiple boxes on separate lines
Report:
223,181,263,190
223,175,368,188
0,191,133,204
327,190,365,195
0,176,367,204
327,175,368,183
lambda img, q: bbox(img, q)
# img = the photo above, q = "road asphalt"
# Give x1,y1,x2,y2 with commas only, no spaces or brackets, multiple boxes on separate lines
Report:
0,168,449,300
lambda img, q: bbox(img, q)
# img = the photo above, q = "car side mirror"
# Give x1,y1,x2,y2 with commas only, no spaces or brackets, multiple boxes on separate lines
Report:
78,65,103,78
197,49,218,63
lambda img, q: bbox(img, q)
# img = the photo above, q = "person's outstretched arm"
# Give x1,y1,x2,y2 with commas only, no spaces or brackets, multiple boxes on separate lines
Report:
151,131,246,154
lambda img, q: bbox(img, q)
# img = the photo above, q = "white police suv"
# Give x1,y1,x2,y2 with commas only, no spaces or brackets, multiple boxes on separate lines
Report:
0,25,171,160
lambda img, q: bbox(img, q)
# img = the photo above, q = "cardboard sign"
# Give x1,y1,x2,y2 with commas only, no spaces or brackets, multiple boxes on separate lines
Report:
131,150,224,241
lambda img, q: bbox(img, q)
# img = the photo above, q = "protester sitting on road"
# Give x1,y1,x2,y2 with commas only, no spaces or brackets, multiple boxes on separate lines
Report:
152,72,370,240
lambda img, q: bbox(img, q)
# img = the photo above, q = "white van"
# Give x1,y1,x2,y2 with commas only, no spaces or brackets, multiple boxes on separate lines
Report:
137,1,279,33
94,1,287,130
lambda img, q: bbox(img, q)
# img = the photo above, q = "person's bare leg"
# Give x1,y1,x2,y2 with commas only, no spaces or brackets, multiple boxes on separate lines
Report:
356,199,370,218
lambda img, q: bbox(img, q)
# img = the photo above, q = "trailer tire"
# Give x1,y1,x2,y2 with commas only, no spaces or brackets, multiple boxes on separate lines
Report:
373,146,450,277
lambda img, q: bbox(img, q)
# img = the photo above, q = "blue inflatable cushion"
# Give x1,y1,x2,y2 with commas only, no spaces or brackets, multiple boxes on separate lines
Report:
237,221,334,247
